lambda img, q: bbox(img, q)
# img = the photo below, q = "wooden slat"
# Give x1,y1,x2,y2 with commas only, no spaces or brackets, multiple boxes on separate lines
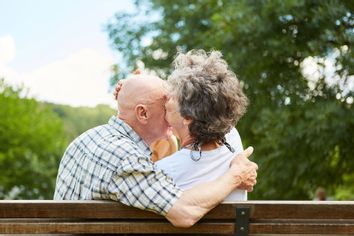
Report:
0,220,354,234
1,201,354,220
250,222,354,234
249,201,354,219
0,200,159,219
0,201,354,235
0,221,233,234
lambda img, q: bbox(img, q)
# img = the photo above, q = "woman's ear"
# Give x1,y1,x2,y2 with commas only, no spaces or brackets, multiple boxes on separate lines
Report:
183,117,193,126
135,104,149,124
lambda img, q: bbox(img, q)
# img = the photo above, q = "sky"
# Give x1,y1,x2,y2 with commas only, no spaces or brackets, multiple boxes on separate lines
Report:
0,0,135,107
1,1,352,108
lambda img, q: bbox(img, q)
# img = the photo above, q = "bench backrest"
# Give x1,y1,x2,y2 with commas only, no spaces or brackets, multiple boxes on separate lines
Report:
0,200,353,235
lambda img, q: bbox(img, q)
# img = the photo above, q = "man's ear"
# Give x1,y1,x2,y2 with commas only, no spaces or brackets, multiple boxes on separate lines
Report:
135,104,149,124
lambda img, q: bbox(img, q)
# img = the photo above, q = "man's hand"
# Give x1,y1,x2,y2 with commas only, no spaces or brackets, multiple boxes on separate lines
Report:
229,147,258,192
114,69,141,100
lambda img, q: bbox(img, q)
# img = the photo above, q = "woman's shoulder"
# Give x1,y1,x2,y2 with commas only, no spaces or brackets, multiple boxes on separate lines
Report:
225,127,240,141
155,149,188,169
225,127,244,154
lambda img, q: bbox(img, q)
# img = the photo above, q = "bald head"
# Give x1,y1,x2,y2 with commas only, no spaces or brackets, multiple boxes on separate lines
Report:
118,74,167,114
117,74,170,145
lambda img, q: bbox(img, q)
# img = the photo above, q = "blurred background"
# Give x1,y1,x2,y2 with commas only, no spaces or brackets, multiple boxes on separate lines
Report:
0,0,353,200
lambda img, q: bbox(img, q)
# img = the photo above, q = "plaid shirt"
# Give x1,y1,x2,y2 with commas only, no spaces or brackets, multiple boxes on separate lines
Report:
54,116,182,215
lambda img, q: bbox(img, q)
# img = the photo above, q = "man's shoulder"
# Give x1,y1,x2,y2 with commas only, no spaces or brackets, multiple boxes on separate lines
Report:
67,123,136,153
69,123,110,145
85,124,142,152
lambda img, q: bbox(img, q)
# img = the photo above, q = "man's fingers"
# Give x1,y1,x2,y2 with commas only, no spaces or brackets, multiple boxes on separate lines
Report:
114,80,126,100
236,146,254,159
134,68,142,74
249,162,258,171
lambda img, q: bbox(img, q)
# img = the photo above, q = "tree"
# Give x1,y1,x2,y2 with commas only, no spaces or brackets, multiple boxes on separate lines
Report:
107,0,354,199
0,79,67,199
51,103,115,142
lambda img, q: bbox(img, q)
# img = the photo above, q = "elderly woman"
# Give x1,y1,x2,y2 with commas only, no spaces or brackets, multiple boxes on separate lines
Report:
155,50,249,201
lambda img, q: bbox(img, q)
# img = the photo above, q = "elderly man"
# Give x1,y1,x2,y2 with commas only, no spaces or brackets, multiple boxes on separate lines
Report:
54,74,258,227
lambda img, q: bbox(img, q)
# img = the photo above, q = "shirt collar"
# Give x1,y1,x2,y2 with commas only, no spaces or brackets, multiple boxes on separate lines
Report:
108,116,151,155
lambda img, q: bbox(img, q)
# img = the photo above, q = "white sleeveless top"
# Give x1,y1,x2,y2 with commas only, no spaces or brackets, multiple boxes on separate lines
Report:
155,128,247,202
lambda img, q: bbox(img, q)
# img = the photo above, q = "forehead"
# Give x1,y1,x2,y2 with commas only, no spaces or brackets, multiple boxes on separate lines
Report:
150,92,168,106
161,83,178,104
165,95,179,108
164,87,176,99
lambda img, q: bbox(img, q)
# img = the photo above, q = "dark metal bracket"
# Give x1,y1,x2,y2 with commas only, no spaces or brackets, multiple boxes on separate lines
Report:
235,206,250,236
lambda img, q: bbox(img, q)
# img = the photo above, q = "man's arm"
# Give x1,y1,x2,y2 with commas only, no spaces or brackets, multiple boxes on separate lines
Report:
165,147,257,227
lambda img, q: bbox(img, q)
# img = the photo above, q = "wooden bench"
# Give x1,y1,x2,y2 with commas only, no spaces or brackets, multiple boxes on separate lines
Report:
0,200,353,235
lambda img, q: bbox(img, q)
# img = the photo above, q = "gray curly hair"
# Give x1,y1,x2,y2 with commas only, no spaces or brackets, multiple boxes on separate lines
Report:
167,49,248,145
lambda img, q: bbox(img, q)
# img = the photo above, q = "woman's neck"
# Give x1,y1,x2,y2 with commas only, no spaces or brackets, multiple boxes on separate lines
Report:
177,128,221,151
181,139,221,151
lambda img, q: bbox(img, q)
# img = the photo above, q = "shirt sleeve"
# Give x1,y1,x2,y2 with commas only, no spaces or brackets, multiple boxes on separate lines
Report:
226,128,244,154
107,151,182,215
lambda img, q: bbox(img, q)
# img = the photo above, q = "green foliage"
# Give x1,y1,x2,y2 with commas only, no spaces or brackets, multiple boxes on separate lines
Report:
107,0,354,199
0,79,67,199
0,79,116,199
254,98,354,199
50,103,115,142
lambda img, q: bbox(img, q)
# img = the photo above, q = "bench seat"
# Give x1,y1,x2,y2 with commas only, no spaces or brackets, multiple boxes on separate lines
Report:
0,200,353,235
